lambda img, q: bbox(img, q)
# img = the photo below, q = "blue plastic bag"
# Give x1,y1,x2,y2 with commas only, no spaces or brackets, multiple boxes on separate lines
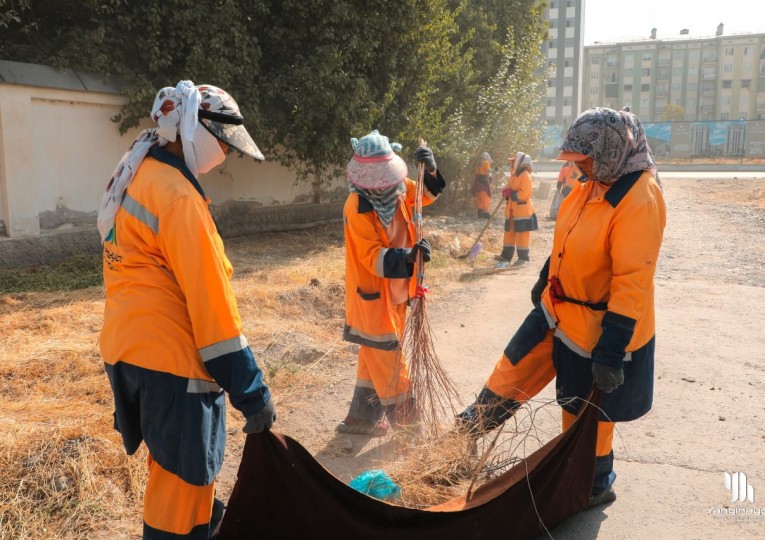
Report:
349,469,401,501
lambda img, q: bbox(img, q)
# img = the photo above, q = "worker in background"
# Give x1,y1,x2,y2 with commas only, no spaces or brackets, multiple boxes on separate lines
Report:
338,130,445,436
98,81,276,539
471,152,493,219
496,152,538,265
547,160,582,221
458,107,666,509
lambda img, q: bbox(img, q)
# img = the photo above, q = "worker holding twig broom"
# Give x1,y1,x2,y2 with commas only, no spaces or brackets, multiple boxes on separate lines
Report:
338,130,446,436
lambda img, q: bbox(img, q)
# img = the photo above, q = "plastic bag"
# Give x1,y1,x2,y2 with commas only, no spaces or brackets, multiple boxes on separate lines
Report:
349,469,401,501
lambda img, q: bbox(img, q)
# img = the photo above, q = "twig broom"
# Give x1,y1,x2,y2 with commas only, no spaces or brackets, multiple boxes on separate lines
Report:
396,152,461,438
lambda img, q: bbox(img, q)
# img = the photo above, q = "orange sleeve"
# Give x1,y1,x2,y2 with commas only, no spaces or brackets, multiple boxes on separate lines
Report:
607,197,664,321
345,201,386,277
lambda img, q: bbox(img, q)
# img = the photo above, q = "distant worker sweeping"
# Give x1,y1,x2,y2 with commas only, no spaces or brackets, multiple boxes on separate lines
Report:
338,130,446,436
458,107,666,509
471,152,494,219
496,151,539,265
98,81,276,539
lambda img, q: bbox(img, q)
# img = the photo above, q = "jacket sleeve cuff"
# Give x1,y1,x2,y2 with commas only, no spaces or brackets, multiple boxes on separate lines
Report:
205,347,271,418
424,169,446,197
382,248,414,278
591,311,637,369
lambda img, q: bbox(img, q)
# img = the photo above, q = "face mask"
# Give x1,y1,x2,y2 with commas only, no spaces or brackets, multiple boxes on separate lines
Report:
192,122,226,174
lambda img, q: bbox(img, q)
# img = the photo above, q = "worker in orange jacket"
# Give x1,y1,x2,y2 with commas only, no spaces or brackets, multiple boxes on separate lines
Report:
338,130,445,436
457,107,665,508
497,152,539,265
547,160,582,220
98,81,275,539
470,152,493,219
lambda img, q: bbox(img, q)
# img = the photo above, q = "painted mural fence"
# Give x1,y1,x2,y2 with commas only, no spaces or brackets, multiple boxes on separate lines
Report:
543,120,765,159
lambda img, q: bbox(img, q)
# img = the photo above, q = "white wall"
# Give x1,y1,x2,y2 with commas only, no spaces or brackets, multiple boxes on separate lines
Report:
0,75,328,238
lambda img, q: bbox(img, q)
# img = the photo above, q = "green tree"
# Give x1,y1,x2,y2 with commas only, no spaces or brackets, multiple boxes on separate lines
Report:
1,0,548,204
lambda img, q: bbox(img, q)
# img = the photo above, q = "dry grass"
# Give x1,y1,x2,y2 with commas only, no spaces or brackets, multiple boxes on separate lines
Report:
0,214,533,538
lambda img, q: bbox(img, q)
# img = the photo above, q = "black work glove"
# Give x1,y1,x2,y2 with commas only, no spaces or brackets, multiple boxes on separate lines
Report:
243,400,277,434
591,363,624,394
405,239,431,264
414,146,437,173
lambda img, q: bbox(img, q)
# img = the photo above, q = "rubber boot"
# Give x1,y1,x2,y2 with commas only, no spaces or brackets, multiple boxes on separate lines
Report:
455,387,520,437
512,248,529,266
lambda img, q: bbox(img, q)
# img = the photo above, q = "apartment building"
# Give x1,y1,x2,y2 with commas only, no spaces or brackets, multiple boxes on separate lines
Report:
584,25,765,123
542,0,586,126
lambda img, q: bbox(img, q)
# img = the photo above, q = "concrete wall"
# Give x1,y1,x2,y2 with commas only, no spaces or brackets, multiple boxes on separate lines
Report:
0,61,346,268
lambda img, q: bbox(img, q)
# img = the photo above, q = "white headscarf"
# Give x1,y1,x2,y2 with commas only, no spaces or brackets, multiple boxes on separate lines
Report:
97,80,226,242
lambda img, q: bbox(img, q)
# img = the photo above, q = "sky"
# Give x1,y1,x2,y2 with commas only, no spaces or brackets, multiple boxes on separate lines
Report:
583,0,765,45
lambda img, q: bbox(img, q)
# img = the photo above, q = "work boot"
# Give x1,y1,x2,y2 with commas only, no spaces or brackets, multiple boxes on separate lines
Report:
209,497,225,539
494,246,515,262
455,387,520,438
477,210,491,220
588,488,617,508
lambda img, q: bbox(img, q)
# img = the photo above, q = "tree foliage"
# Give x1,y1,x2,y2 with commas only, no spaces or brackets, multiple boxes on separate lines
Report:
0,0,548,203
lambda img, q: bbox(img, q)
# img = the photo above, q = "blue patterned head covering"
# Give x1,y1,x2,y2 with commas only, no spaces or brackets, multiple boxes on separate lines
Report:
346,130,408,190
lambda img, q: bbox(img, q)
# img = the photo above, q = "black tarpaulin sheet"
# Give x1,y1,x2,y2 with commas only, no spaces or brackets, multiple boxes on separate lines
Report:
218,396,599,540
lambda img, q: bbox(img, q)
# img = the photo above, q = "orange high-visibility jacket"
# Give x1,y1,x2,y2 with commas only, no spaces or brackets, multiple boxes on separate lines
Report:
475,159,491,176
505,169,535,219
100,146,270,485
557,163,581,191
541,170,666,355
343,173,443,350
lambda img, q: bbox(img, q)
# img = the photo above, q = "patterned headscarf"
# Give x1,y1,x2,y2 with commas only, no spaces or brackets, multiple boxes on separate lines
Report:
347,130,408,227
97,81,263,242
560,107,655,183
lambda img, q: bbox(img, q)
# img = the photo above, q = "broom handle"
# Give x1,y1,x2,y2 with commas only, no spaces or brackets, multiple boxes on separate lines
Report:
414,159,426,287
465,195,504,255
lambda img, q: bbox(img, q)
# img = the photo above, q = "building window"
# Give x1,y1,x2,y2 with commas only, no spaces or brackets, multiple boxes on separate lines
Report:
590,87,598,94
642,68,651,76
547,98,553,106
722,95,731,105
564,60,570,67
565,20,571,28
591,71,599,79
723,80,733,88
723,64,734,73
744,46,753,55
563,98,570,106
725,47,734,56
549,41,554,48
624,69,633,77
741,112,748,120
721,112,729,120
742,79,752,88
624,84,633,91
688,83,697,92
591,56,600,64
550,20,555,29
642,53,652,61
641,84,650,92
672,83,681,93
672,67,683,77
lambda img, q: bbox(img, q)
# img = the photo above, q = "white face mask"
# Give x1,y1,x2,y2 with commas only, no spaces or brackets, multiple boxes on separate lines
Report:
191,122,226,174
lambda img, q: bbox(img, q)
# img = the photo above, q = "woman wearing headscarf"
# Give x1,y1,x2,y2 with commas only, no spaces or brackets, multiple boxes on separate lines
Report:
98,81,276,539
339,130,446,436
457,107,666,508
497,151,539,265
470,152,493,219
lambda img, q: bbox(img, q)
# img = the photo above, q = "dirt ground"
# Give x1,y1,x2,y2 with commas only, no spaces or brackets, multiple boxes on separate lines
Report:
208,175,765,539
4,174,765,539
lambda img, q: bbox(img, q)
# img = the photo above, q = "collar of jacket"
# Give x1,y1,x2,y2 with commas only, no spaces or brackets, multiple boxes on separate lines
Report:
604,170,643,208
356,194,375,213
149,145,207,201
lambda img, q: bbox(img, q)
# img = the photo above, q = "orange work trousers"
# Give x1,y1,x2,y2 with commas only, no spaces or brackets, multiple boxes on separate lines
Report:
484,331,613,459
355,303,411,406
475,192,491,212
144,454,215,539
